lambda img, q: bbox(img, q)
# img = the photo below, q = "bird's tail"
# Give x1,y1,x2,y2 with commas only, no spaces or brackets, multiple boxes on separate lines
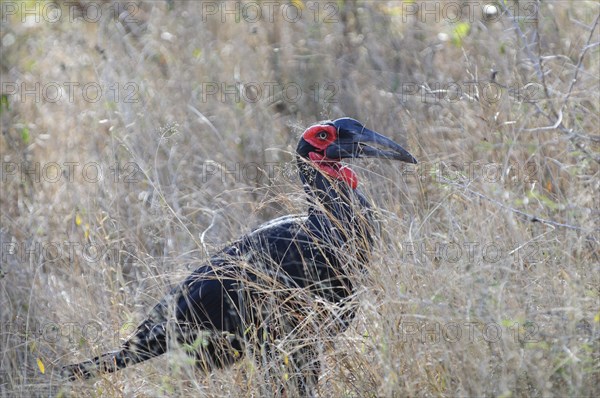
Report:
61,349,132,380
61,320,168,380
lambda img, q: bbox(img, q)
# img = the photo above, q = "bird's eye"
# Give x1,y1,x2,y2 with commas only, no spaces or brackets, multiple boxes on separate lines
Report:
317,131,329,140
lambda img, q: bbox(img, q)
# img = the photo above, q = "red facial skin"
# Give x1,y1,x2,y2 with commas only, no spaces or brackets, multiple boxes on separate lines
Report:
302,124,359,189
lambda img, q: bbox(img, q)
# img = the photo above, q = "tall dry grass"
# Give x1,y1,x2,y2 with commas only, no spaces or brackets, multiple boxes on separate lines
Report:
1,0,598,397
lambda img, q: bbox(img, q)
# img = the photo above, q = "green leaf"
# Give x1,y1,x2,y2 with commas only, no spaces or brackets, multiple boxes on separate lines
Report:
452,22,471,47
0,94,9,114
21,127,30,145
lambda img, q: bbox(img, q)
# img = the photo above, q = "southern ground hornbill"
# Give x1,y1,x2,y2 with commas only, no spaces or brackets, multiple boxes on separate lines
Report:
61,117,417,395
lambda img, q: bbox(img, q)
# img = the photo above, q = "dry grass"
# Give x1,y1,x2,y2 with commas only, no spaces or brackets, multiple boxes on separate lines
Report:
1,0,599,397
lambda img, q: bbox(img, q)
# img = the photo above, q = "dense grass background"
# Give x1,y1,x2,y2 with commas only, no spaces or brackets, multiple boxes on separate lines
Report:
1,0,599,396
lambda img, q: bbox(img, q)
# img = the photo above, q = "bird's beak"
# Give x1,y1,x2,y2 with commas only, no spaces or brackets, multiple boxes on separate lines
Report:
325,127,417,164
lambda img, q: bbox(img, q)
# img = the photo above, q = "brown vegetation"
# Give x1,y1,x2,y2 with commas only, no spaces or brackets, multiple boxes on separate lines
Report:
1,1,598,396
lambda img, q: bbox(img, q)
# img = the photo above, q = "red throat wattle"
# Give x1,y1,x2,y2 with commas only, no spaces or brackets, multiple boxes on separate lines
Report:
308,152,358,189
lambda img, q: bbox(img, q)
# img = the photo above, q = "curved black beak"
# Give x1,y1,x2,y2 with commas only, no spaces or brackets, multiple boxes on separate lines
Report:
325,118,417,164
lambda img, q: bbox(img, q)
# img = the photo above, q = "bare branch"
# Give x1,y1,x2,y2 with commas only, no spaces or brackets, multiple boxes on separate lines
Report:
562,13,600,106
499,1,543,80
438,177,593,232
523,109,563,132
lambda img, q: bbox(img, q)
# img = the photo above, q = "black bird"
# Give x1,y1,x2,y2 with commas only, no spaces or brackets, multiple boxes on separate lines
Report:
61,117,416,395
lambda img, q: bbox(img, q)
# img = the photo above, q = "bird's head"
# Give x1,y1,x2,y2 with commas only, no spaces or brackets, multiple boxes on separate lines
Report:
296,117,417,189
